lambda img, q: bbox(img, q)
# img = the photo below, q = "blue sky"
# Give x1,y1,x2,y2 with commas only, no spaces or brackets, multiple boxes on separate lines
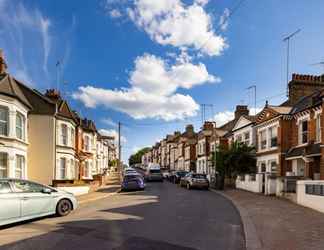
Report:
1,0,324,162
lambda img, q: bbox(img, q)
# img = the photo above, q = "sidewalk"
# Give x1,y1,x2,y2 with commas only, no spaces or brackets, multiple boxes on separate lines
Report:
218,189,324,250
77,171,121,204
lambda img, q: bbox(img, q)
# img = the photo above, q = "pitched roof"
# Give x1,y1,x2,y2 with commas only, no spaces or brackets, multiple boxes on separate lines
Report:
286,143,321,159
289,89,324,114
268,105,292,114
81,118,97,133
0,73,32,109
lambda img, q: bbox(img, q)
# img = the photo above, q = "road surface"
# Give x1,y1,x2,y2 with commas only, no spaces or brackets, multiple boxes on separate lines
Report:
0,181,245,250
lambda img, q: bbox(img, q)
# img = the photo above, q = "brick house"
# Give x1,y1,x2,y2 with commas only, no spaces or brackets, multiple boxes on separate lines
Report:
196,122,214,174
177,125,196,171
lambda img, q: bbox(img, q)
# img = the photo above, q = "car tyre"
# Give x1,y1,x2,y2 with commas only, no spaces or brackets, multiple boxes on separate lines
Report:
56,199,72,217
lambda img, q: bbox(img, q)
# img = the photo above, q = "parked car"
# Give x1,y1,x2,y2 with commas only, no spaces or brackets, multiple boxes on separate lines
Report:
121,174,145,191
123,168,137,176
170,171,189,184
0,179,78,226
162,170,170,179
145,163,163,182
180,173,209,190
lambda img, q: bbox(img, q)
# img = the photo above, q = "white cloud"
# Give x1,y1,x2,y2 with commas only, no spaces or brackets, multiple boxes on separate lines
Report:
73,53,218,121
219,8,230,31
195,0,209,6
101,117,118,127
213,110,234,127
128,0,227,56
99,129,127,143
109,9,122,18
0,1,52,85
213,107,263,127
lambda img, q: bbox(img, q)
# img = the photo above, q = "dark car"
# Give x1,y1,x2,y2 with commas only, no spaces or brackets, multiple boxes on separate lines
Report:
180,173,209,190
121,174,145,191
170,171,189,184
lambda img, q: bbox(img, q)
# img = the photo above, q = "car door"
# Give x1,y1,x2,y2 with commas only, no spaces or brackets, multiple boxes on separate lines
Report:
11,180,55,218
0,180,21,226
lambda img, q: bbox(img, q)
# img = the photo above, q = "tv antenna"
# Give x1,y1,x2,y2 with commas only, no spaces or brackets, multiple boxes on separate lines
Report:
283,29,301,97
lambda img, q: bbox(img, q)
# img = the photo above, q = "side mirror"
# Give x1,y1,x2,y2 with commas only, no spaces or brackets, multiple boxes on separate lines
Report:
42,188,52,194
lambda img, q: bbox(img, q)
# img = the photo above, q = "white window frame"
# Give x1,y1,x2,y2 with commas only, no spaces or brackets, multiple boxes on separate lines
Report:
59,158,66,179
0,152,8,178
0,106,9,136
15,154,25,179
298,119,308,145
259,129,267,150
268,126,278,149
16,112,25,140
61,124,68,146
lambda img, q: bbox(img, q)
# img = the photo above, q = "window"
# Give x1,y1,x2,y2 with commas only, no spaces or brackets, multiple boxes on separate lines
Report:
0,106,8,136
59,158,66,179
236,135,243,143
260,130,267,150
61,124,68,146
269,126,278,148
316,115,321,142
12,180,44,193
71,128,75,147
15,155,25,179
84,136,90,151
260,162,266,173
0,152,8,178
16,112,25,140
243,132,250,145
84,161,90,178
0,181,11,194
70,159,75,179
299,120,308,144
270,161,277,173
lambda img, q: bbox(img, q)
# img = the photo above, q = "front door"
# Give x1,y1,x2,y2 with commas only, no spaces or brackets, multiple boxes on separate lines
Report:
0,180,21,225
11,180,55,218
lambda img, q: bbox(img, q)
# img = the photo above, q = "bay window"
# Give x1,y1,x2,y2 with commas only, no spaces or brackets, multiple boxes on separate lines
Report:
59,158,66,179
16,112,25,140
0,106,8,136
260,130,267,150
299,120,308,144
269,126,278,148
61,124,68,146
243,132,250,145
71,128,75,147
15,155,25,179
0,152,8,178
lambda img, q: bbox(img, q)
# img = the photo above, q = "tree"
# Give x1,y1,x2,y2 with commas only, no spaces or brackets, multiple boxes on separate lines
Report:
128,147,151,166
212,141,256,190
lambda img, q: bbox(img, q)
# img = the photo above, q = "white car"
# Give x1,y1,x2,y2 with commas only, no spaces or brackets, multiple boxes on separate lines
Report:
0,179,78,226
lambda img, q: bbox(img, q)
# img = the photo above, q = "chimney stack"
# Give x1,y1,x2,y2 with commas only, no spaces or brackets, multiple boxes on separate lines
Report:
234,105,249,119
202,121,214,131
45,89,61,102
0,49,7,74
185,124,194,133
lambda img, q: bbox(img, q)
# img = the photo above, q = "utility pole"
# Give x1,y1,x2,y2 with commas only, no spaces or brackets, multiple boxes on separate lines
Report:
283,29,301,96
247,85,256,115
118,121,121,170
56,60,61,91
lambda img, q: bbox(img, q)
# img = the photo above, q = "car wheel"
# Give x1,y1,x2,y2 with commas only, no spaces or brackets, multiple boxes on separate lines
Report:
186,183,191,190
56,199,72,217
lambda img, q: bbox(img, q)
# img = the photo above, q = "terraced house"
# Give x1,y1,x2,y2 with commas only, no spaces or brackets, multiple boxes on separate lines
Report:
0,51,31,179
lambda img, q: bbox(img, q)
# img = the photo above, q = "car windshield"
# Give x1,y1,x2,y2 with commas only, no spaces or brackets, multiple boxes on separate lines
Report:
150,169,160,174
192,174,207,179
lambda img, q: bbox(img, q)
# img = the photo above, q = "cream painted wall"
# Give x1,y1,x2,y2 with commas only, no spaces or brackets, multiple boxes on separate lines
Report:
28,115,55,185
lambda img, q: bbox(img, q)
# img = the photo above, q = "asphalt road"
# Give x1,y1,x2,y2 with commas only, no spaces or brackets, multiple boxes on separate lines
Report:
0,181,245,250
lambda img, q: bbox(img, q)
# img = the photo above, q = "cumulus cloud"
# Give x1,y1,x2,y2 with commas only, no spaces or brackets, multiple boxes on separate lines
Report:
219,8,230,31
99,129,127,143
213,107,262,127
128,0,227,56
73,53,218,121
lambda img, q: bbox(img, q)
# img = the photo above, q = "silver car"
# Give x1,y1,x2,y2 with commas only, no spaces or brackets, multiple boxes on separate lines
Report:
0,179,78,226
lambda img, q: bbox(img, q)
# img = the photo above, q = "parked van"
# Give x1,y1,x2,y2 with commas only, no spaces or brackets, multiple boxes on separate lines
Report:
145,163,163,182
